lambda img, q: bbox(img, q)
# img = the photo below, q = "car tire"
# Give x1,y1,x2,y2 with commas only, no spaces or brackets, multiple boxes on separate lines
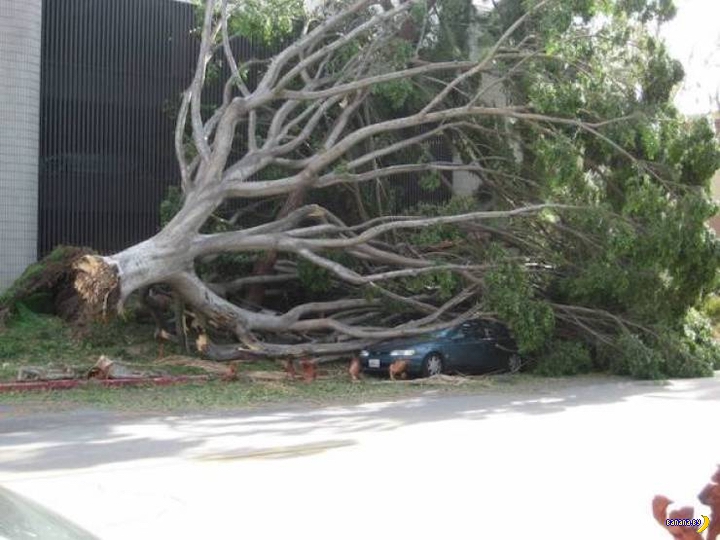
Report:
508,353,522,374
422,353,444,378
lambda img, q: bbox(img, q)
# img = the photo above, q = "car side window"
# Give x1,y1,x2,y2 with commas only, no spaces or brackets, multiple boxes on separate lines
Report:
453,322,477,339
466,323,487,339
453,321,509,340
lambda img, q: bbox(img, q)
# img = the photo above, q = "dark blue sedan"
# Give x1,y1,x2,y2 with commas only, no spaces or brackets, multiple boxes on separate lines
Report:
360,319,521,378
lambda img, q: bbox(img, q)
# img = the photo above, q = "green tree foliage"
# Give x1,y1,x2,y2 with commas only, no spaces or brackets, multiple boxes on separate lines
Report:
382,0,719,376
172,0,719,375
194,0,303,46
483,249,555,354
454,0,719,377
534,340,593,376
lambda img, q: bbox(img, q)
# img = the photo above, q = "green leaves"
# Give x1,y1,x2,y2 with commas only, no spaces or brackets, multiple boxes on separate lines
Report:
226,0,304,45
670,118,720,187
483,249,555,354
419,170,442,191
370,39,418,111
640,37,683,104
297,258,334,294
372,79,416,111
534,340,593,376
403,269,460,301
607,309,720,380
160,186,183,227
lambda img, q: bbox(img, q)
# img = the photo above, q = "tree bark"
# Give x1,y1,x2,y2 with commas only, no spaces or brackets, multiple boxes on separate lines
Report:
245,186,309,307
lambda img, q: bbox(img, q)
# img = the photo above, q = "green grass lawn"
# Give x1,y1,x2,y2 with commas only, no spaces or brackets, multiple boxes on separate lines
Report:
0,376,496,413
0,306,481,412
0,304,282,380
0,305,618,414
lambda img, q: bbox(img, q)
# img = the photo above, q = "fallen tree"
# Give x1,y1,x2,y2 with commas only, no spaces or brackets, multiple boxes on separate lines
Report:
6,0,719,372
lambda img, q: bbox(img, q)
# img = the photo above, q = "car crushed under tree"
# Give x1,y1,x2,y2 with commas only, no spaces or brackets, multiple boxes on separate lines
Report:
360,319,522,378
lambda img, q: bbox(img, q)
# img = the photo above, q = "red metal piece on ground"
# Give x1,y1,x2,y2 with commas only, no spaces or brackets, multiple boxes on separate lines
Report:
0,375,211,393
299,358,316,382
349,357,362,381
389,359,409,380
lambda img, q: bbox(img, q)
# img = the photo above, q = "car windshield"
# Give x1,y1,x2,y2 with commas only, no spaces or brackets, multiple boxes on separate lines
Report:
421,328,454,339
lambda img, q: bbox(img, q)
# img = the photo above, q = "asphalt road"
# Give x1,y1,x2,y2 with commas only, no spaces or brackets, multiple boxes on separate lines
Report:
1,375,719,539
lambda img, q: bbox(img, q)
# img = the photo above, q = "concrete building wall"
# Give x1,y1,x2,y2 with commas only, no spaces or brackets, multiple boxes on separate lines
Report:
452,14,510,197
708,169,720,234
0,0,42,291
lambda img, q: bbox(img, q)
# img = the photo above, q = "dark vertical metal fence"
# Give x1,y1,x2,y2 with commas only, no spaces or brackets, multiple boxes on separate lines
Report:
38,0,452,257
39,0,198,256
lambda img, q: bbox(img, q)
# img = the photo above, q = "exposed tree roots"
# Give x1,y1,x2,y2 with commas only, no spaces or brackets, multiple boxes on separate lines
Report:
0,246,97,326
72,255,121,323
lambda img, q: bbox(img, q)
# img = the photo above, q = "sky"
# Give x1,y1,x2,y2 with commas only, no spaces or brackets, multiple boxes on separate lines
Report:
660,0,720,116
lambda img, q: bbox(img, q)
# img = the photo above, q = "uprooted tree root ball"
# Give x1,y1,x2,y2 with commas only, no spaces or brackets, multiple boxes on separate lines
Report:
72,255,121,323
0,246,98,326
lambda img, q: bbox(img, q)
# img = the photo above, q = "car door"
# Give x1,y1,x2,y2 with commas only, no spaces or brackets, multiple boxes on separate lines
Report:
440,325,469,372
483,323,513,371
446,322,494,373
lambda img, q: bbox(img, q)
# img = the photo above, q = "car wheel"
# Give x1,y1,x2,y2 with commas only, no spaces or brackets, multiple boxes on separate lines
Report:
422,353,444,378
508,353,521,374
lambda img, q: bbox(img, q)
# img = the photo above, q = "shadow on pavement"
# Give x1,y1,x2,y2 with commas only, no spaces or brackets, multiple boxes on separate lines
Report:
0,374,717,473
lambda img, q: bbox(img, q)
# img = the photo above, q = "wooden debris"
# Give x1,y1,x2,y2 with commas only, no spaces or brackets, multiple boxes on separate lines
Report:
156,355,235,376
389,359,409,381
154,328,176,360
223,362,240,382
299,358,317,382
282,358,298,379
349,357,362,381
17,365,81,382
87,355,156,379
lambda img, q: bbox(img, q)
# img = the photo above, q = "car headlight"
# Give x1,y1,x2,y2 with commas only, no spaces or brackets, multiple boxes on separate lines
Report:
390,349,416,357
359,350,370,358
